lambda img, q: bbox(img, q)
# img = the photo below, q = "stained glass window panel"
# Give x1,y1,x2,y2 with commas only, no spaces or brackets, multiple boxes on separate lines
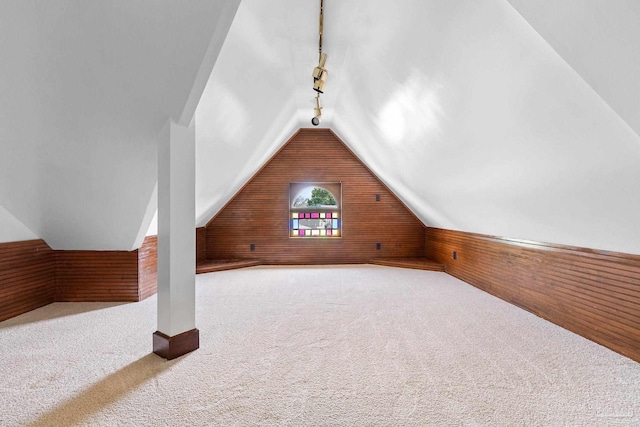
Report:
289,183,341,238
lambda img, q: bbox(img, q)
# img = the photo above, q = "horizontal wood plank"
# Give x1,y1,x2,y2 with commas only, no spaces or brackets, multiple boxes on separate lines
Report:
0,240,55,321
55,250,139,302
138,236,157,300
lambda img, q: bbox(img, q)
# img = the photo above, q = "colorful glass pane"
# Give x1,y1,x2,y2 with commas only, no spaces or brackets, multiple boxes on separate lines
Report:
326,229,332,236
311,212,319,219
326,212,332,218
292,219,298,229
299,230,305,236
312,229,320,236
320,212,326,219
320,230,327,236
305,230,311,236
332,219,338,229
292,212,298,219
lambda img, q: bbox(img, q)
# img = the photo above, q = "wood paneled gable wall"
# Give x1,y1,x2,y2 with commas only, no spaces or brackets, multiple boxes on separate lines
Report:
203,128,427,264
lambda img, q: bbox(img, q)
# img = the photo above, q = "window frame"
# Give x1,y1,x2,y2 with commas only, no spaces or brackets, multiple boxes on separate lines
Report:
289,182,342,238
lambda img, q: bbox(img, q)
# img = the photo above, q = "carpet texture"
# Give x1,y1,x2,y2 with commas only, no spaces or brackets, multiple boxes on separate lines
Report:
1,265,639,426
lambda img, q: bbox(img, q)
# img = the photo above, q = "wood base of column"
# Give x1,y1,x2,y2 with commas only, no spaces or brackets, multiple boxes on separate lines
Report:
153,328,199,360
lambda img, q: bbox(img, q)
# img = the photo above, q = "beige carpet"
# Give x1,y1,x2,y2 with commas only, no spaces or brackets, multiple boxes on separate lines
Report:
1,265,639,426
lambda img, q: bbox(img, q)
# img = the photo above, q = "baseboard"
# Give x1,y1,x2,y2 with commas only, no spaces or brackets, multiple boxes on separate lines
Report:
153,328,200,360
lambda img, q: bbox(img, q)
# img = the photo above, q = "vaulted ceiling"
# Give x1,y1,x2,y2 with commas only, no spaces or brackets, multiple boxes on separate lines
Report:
1,0,639,254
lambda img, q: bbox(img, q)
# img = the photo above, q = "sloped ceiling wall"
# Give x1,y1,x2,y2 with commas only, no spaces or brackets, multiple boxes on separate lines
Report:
506,0,640,136
0,0,239,249
329,0,640,254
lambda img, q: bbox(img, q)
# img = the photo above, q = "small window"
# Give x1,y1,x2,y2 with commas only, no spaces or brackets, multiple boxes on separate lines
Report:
289,183,341,238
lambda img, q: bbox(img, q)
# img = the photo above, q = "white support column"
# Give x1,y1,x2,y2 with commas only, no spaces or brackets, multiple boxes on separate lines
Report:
153,118,198,360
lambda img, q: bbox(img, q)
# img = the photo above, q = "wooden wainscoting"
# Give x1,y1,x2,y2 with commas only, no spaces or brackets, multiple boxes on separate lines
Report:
138,236,157,300
205,128,426,264
425,227,640,363
55,250,139,302
196,227,207,264
0,240,55,322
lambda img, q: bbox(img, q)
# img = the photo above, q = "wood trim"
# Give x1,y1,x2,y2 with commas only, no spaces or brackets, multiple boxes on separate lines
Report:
196,259,261,274
138,236,157,300
370,257,444,271
153,328,200,360
205,128,426,264
0,240,55,321
426,227,640,363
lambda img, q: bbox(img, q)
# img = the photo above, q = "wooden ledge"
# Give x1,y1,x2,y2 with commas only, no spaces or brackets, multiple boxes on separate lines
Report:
153,328,199,360
370,257,445,271
196,259,261,274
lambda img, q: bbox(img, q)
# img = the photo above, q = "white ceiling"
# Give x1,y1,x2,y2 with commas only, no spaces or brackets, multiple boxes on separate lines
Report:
2,0,640,253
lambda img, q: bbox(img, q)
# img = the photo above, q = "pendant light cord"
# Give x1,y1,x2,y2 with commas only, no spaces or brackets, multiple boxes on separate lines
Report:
319,0,324,61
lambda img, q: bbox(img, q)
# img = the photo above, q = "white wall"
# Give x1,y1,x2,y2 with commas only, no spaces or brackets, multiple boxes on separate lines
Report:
0,204,38,243
146,211,158,237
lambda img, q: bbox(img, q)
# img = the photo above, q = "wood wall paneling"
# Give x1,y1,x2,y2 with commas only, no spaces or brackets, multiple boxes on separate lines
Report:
55,250,139,302
138,236,157,300
196,227,207,264
206,129,426,264
0,240,55,322
425,227,640,363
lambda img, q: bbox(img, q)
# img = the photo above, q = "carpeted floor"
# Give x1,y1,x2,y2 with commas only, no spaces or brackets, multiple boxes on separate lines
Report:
1,265,639,426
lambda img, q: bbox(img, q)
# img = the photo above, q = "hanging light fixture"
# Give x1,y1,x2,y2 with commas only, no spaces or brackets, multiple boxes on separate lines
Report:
312,95,322,126
313,53,328,94
311,0,327,126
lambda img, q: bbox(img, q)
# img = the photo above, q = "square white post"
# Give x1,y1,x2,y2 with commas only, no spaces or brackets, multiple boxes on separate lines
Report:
153,118,198,359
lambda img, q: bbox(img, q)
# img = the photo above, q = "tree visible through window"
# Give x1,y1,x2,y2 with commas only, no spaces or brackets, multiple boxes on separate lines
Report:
307,188,337,206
